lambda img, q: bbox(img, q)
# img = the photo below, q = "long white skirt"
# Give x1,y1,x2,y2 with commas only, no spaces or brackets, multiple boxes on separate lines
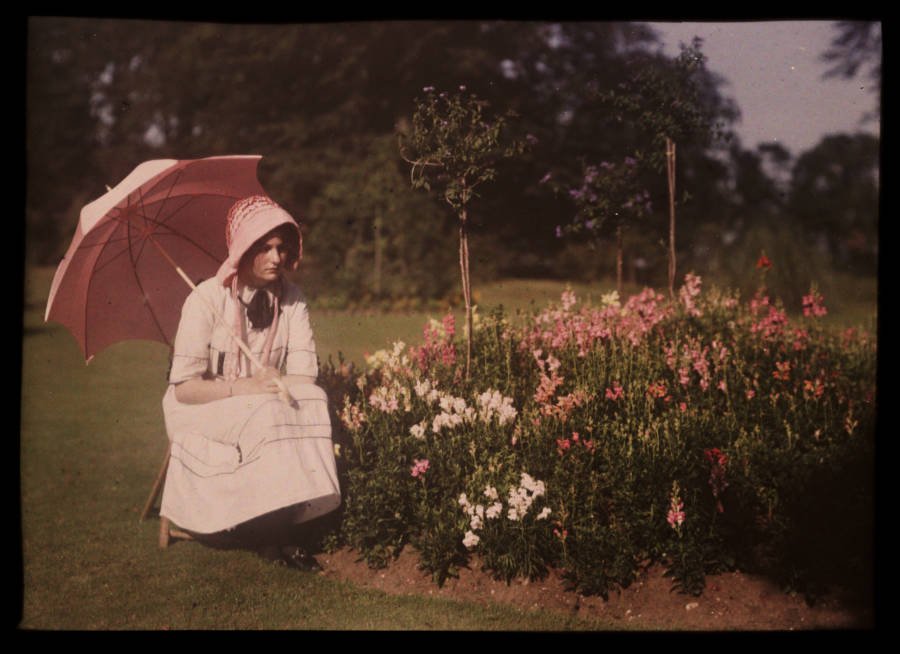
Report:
160,381,340,534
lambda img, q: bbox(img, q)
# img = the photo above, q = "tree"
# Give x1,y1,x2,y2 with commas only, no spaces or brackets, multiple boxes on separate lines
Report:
306,134,456,304
401,87,528,378
554,157,652,294
598,38,737,297
821,21,881,123
788,133,879,274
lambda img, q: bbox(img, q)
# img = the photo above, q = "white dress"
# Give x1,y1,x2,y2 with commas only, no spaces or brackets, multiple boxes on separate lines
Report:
160,278,340,534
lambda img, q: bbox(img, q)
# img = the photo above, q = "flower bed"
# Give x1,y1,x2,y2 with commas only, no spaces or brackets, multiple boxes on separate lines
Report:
319,275,876,599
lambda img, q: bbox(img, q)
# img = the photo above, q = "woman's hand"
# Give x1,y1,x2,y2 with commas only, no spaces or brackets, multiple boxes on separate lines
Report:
235,366,282,396
174,367,284,404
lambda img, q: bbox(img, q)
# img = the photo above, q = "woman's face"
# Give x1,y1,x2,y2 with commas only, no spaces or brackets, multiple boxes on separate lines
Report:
239,234,289,287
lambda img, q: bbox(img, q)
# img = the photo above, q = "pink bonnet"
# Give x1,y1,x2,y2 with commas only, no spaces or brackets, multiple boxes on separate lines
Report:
215,195,302,285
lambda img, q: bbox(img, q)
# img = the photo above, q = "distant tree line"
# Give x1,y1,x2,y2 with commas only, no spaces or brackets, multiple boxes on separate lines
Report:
26,19,879,308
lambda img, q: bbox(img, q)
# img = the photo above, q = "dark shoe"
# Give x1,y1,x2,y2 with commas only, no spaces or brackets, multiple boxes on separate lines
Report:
279,546,323,572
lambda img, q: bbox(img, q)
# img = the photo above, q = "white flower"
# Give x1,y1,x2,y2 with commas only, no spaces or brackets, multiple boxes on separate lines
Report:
507,507,520,521
368,385,400,413
458,493,470,508
485,501,503,520
462,530,480,549
414,379,432,398
409,422,426,440
476,389,518,426
536,507,552,520
470,514,483,531
601,290,621,308
520,472,545,497
483,485,498,501
475,504,485,518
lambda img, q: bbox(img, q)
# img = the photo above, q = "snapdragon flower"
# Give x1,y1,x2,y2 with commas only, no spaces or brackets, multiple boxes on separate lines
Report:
462,530,480,549
476,389,518,426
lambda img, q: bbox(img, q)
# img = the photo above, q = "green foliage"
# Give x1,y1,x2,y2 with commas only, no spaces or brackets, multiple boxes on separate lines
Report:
788,133,879,273
599,39,736,172
402,87,528,212
306,134,458,304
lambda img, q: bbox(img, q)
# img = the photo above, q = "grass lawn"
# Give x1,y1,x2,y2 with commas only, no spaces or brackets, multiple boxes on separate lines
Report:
18,265,876,630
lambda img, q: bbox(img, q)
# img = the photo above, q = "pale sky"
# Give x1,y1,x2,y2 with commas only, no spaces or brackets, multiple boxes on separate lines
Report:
643,21,880,156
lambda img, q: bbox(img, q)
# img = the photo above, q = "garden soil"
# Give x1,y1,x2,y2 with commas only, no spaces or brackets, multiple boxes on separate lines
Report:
316,546,873,630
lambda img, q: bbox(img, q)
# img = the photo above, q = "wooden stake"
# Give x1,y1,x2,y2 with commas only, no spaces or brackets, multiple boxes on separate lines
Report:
666,137,677,299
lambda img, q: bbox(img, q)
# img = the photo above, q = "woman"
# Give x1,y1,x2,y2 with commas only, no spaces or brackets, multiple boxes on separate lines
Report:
160,195,340,570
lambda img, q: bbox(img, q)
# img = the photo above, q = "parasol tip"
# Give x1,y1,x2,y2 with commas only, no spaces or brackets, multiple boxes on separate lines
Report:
105,185,113,192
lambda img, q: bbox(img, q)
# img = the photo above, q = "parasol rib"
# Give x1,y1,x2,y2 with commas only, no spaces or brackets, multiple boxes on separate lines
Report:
125,194,171,348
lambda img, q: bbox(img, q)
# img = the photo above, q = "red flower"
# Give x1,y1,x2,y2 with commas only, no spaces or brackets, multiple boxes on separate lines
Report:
756,253,772,270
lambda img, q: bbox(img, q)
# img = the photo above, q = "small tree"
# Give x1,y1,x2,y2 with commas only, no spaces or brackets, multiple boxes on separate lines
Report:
400,86,528,378
554,156,652,294
600,39,729,298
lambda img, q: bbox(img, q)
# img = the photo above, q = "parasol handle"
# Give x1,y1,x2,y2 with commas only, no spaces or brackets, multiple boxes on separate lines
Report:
148,237,298,408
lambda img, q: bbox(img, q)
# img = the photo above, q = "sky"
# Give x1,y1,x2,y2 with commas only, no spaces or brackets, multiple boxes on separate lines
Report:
642,21,880,156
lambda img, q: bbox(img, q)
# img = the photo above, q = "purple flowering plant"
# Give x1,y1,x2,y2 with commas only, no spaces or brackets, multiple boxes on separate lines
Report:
556,156,652,243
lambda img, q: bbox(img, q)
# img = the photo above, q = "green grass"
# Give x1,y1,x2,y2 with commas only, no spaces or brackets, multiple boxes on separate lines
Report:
19,265,876,629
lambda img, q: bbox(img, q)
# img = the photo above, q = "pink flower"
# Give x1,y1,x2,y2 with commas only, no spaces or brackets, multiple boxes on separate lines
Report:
679,402,687,412
646,381,668,399
679,272,703,317
802,291,828,318
605,383,624,401
773,360,791,382
803,378,825,399
746,389,756,400
410,458,430,478
667,499,685,529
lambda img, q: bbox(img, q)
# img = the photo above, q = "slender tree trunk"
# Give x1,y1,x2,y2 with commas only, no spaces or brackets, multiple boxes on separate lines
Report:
616,224,624,295
373,213,383,296
666,137,677,299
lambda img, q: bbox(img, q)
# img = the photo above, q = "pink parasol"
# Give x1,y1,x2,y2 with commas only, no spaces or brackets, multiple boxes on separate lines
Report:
45,155,269,362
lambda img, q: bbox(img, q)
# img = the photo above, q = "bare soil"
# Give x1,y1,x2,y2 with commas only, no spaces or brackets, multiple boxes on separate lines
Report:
316,546,873,630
